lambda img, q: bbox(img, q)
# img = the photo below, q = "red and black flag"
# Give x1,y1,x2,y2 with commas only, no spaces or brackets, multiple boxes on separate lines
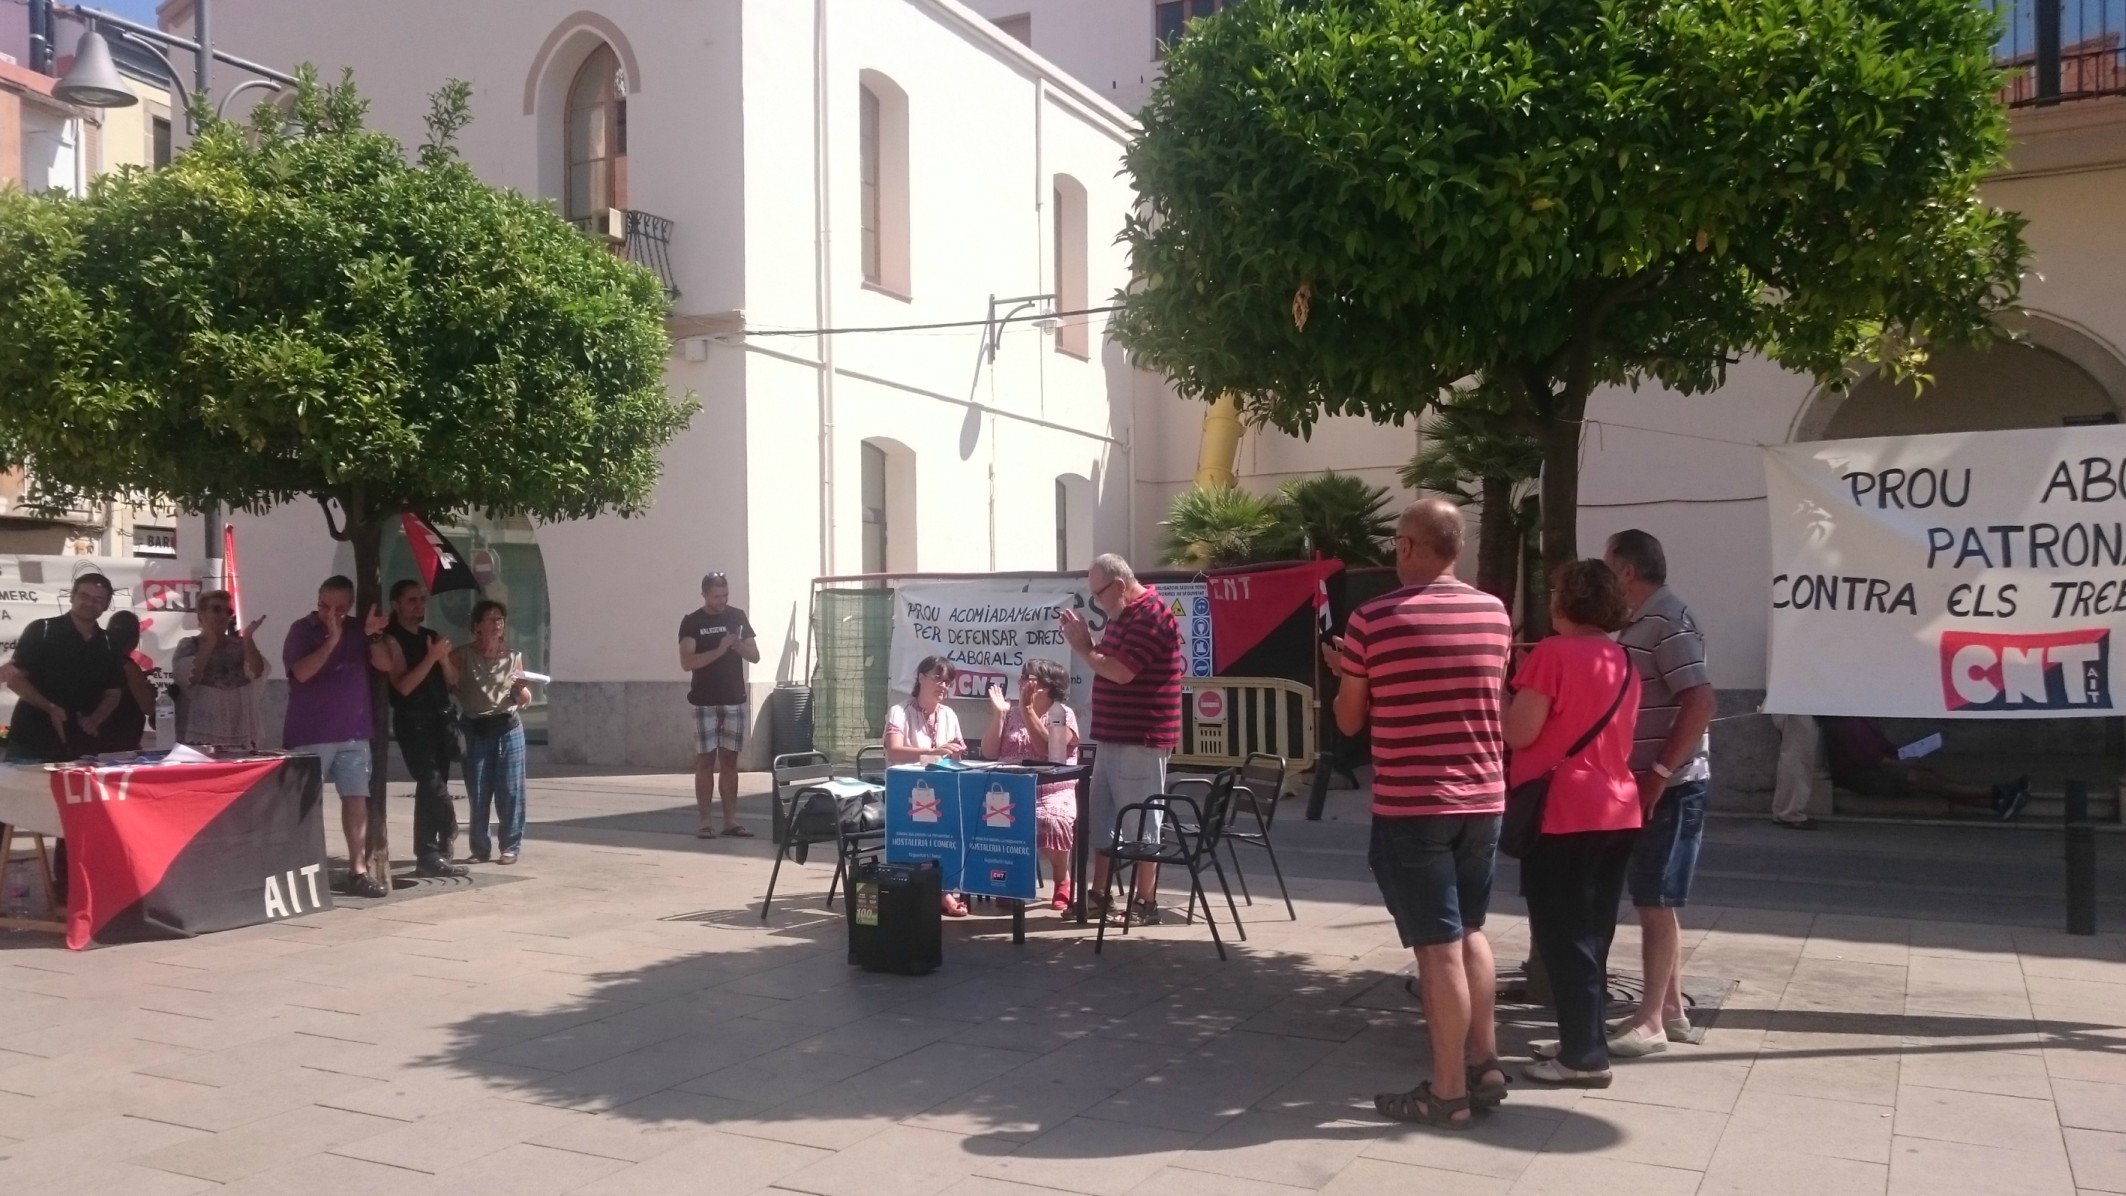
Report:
55,757,334,949
401,512,481,595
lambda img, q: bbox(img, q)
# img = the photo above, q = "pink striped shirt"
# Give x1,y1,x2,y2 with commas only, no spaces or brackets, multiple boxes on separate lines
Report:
1344,577,1510,817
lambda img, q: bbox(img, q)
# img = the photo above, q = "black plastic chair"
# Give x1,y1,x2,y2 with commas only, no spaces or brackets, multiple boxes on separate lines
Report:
1219,753,1296,920
1094,767,1245,961
761,751,881,919
854,741,888,785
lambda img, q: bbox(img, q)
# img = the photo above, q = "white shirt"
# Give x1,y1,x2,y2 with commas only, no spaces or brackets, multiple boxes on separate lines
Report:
887,701,962,751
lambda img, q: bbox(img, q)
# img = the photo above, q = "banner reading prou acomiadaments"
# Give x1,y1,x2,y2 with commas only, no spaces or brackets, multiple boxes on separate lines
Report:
1763,424,2126,718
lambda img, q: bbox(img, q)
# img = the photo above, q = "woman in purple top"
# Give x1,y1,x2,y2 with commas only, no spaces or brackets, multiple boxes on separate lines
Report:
982,658,1081,912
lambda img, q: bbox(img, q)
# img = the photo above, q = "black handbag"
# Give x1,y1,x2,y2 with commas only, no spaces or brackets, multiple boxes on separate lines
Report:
1499,669,1632,860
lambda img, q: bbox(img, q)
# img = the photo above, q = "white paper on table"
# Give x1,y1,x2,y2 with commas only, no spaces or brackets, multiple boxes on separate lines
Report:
1896,733,1943,762
159,744,217,765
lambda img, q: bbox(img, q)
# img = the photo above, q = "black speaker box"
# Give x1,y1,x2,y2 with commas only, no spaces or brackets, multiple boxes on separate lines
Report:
846,859,942,975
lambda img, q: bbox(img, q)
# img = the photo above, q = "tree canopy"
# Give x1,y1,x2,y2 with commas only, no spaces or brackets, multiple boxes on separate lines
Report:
1116,0,2028,570
0,70,693,882
0,71,692,529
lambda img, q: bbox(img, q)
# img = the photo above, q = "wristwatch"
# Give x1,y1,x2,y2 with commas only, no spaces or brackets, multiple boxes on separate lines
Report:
1650,761,1674,780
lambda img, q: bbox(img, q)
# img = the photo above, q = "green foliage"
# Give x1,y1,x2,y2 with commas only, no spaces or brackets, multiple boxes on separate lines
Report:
1402,402,1543,506
1160,484,1285,568
1116,0,2028,567
1261,471,1395,565
0,69,694,528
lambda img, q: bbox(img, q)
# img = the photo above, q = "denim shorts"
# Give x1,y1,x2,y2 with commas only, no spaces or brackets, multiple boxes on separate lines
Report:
1369,813,1501,948
1629,778,1709,908
301,739,373,800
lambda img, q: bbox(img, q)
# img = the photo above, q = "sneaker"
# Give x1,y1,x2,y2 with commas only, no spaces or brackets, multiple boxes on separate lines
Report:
1522,1058,1612,1088
347,872,389,899
1107,901,1162,927
415,856,468,879
1606,1024,1669,1058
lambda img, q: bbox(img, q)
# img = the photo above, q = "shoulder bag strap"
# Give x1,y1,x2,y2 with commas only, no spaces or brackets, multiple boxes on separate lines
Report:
1552,654,1634,772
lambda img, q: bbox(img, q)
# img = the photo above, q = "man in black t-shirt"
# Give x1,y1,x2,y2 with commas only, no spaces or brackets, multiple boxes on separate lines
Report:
678,572,758,838
373,580,469,876
7,573,122,763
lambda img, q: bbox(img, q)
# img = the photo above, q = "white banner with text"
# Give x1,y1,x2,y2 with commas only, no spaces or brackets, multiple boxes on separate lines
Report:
1763,425,2126,718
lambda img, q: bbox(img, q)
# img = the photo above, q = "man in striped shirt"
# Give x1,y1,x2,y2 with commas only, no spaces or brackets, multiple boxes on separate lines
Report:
1061,553,1183,926
1326,499,1512,1128
1604,530,1717,1058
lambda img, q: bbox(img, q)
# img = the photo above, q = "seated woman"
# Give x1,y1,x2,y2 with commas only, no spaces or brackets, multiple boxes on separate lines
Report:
1817,716,2028,820
982,658,1080,912
170,591,268,750
1502,560,1642,1093
884,655,972,917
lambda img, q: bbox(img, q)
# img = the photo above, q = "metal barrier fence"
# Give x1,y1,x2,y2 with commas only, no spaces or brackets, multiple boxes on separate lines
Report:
1173,677,1316,775
811,587,895,766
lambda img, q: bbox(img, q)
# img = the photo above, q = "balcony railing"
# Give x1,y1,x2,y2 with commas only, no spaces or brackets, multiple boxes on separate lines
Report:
1994,0,2126,106
568,208,681,300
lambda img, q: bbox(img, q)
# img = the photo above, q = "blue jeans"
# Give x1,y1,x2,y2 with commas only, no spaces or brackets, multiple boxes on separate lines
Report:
1368,813,1502,947
461,714,526,856
1629,778,1709,908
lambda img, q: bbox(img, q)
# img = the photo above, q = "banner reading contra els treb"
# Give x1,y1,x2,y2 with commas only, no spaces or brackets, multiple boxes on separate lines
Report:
1763,425,2126,718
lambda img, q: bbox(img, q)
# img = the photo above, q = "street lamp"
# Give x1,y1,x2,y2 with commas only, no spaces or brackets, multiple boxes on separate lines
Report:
45,0,297,587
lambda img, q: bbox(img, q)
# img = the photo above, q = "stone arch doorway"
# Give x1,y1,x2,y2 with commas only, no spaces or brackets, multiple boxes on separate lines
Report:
1791,312,2126,441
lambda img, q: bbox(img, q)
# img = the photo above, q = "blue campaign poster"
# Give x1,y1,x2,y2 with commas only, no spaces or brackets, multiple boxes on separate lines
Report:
958,771,1038,902
885,766,963,887
883,766,1039,901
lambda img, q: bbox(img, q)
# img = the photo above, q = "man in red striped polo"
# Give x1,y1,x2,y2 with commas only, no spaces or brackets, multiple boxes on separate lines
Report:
1326,499,1512,1129
1060,552,1183,926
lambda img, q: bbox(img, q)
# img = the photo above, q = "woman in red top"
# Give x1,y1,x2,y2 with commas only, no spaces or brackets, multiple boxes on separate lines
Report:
1503,560,1642,1088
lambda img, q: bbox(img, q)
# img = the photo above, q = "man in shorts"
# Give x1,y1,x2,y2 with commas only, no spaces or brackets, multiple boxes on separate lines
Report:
1605,530,1718,1057
1326,499,1512,1129
679,572,758,838
1061,553,1182,926
283,576,390,898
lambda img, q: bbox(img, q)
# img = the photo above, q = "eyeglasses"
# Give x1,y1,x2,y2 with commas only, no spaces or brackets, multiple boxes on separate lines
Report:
1091,578,1119,599
705,572,727,584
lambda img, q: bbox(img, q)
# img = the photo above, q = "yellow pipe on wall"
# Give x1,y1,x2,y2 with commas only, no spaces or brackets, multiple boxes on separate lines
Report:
1193,393,1244,489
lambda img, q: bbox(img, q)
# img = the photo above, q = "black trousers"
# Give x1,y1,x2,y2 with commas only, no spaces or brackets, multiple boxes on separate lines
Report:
1522,828,1638,1072
394,711,459,862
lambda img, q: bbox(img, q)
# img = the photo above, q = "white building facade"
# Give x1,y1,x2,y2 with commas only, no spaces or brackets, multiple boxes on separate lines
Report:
182,0,1148,767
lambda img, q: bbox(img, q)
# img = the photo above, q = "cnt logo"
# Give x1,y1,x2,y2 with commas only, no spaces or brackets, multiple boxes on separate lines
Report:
1940,629,2111,712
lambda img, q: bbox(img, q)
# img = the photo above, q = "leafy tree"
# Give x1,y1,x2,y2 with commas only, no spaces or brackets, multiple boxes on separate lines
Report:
1403,399,1543,623
1161,484,1284,568
0,71,694,882
1262,471,1394,566
1117,0,2027,574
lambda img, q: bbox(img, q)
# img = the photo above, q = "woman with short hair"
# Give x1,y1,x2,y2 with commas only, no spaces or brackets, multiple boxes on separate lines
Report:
983,657,1081,911
1504,560,1642,1090
884,655,972,916
170,591,268,750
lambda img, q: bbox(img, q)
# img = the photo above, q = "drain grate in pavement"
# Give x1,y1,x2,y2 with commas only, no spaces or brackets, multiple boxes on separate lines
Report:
1345,968,1739,1041
330,868,529,910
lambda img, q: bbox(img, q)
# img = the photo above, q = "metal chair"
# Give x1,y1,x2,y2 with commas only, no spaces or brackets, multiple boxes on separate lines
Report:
761,751,880,918
855,741,888,784
1221,753,1296,920
1095,767,1244,961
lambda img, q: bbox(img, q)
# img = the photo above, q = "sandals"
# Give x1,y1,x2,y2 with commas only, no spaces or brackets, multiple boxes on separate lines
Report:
1467,1059,1512,1109
722,824,755,838
1373,1081,1472,1129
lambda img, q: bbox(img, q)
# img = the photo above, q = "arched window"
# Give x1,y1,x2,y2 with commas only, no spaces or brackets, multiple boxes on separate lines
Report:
858,72,911,296
1052,175,1089,358
565,44,627,223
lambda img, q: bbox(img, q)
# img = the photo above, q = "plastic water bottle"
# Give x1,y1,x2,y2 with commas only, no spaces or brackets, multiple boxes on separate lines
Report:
153,684,177,751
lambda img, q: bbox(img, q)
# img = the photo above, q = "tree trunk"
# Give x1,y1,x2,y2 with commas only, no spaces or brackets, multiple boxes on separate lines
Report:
1518,494,1549,639
1474,474,1519,610
349,511,394,890
1538,408,1584,578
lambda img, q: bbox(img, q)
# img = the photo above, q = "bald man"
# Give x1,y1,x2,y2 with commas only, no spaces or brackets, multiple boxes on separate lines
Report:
1325,500,1513,1128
